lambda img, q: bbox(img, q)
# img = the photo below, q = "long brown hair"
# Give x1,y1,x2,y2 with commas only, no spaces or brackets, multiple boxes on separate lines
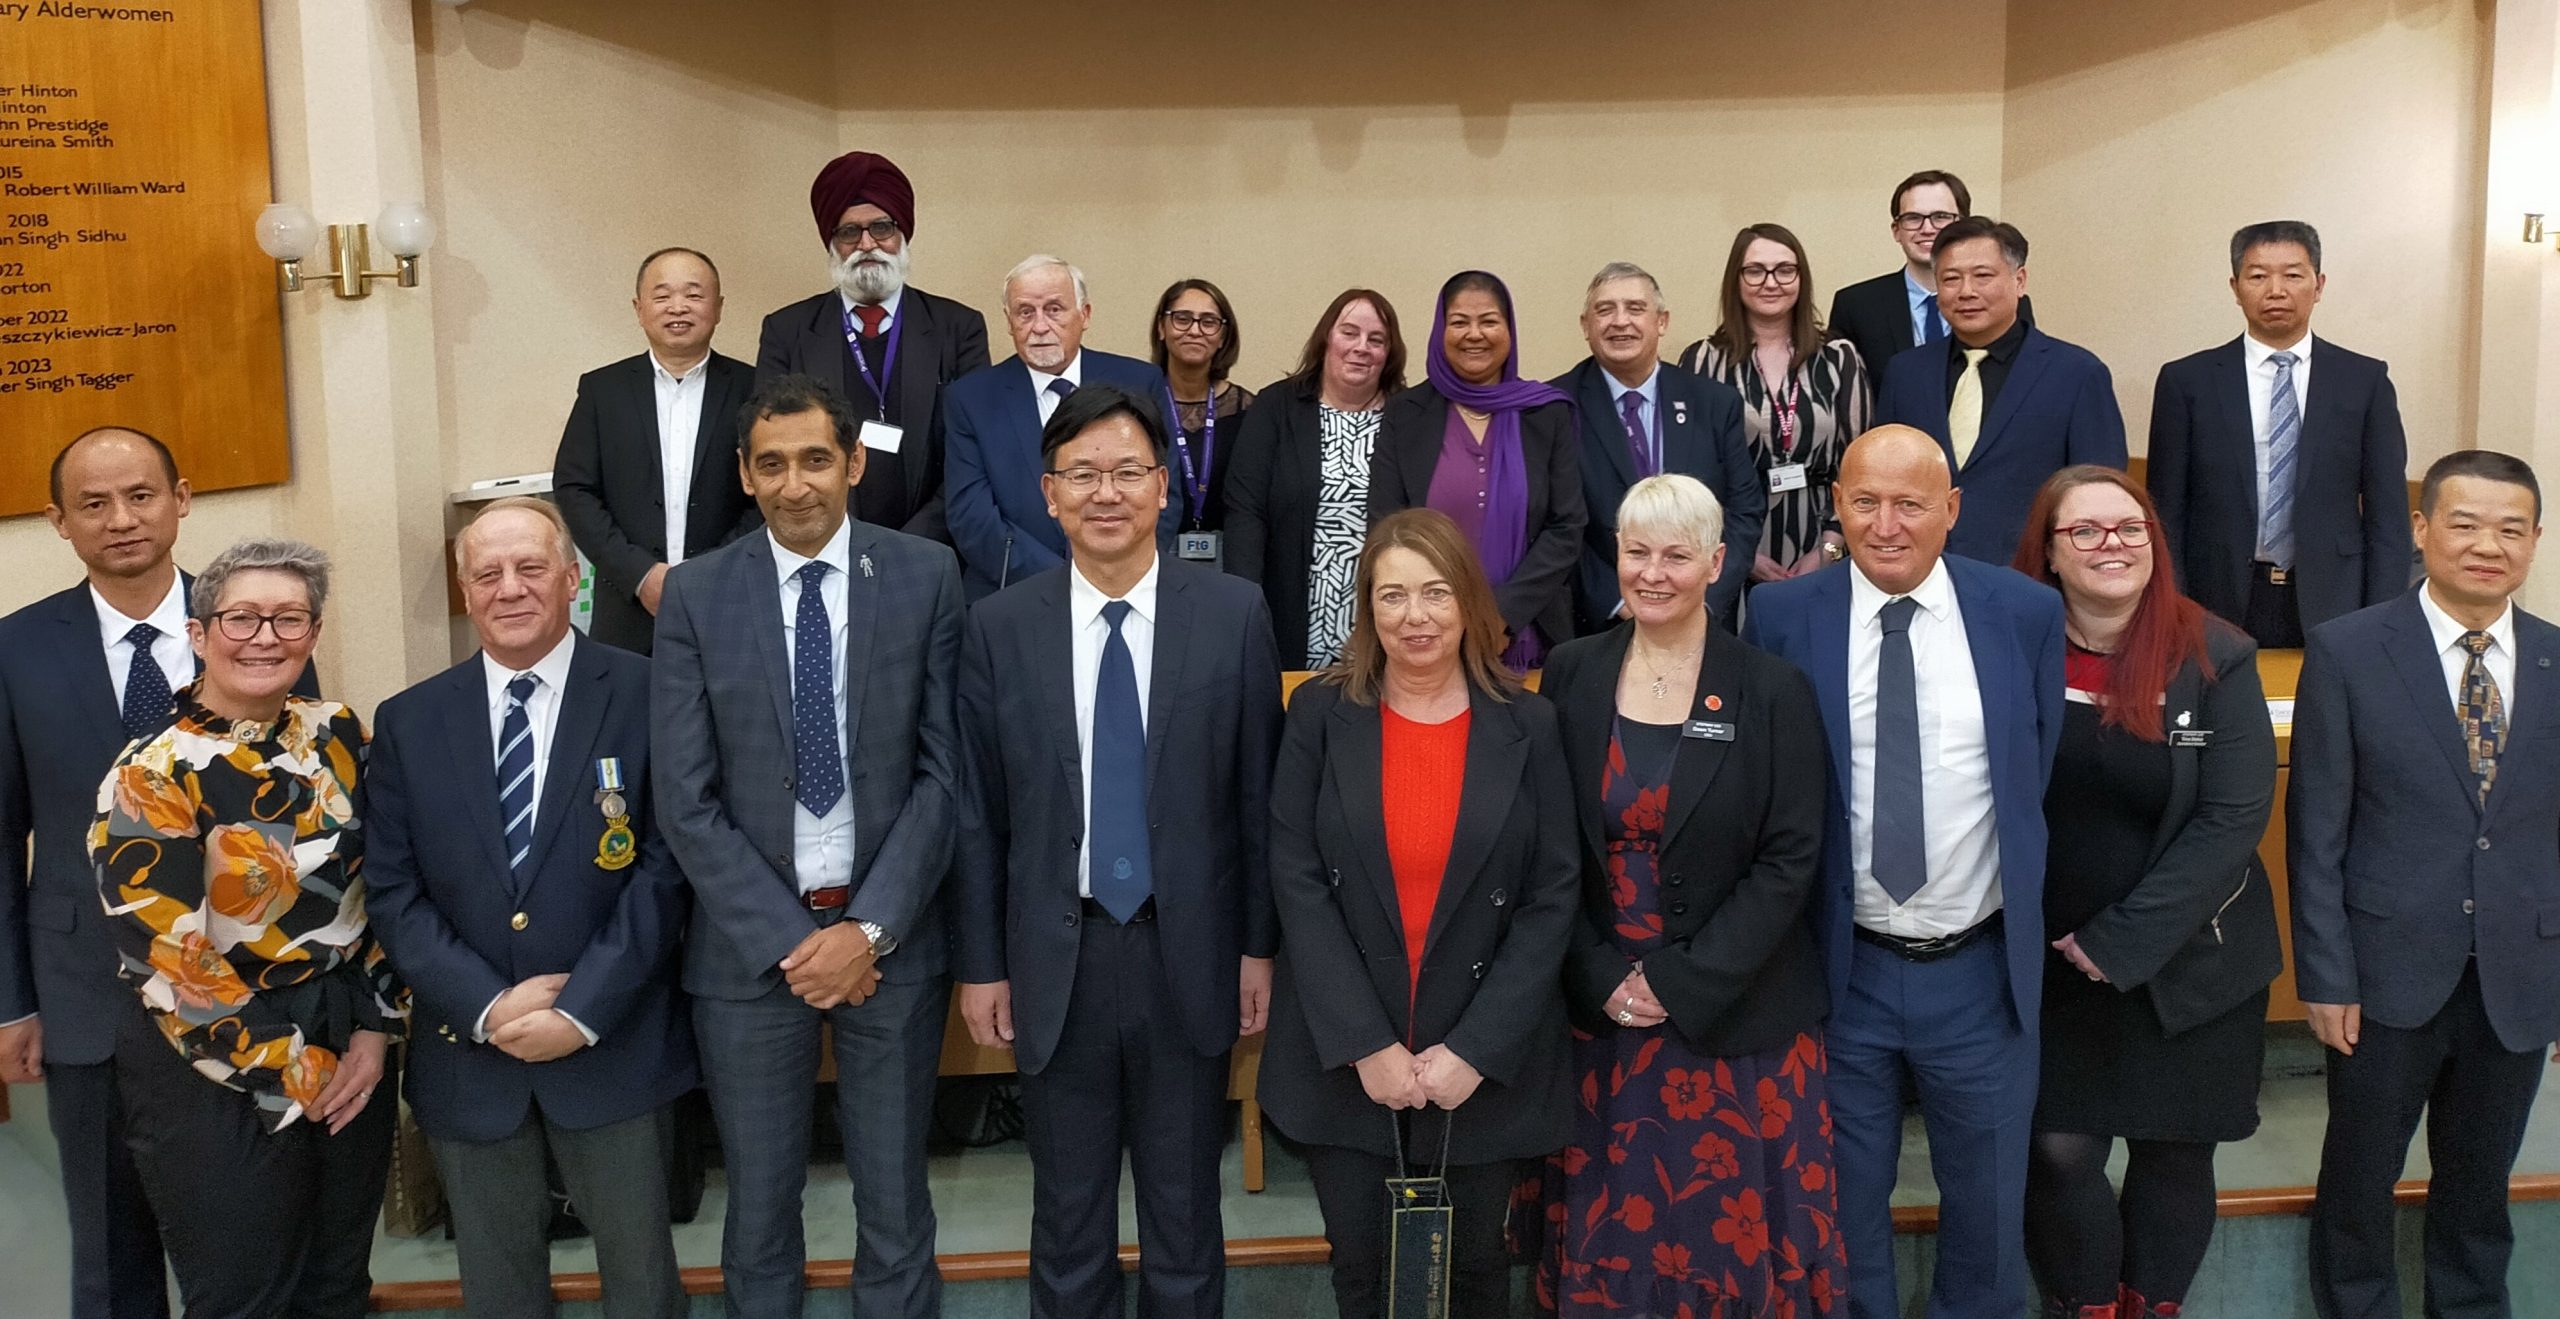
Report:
1324,509,1521,705
2012,466,2214,742
1705,223,1825,372
1288,288,1407,400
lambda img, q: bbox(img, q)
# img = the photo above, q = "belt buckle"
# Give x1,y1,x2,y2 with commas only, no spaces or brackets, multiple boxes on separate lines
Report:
2267,566,2288,585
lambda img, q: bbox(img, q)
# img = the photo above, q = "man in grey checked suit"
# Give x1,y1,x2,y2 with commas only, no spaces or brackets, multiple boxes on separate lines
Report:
652,373,964,1318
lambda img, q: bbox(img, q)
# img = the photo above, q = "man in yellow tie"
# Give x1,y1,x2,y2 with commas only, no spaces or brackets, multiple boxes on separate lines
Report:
1875,216,2127,563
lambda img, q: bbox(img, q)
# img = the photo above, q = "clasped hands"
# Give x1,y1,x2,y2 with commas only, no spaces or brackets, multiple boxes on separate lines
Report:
779,922,883,1010
1356,1041,1484,1111
1606,966,1668,1028
486,973,587,1062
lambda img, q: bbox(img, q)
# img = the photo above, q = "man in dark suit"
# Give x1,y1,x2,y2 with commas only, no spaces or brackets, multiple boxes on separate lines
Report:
954,384,1283,1319
367,498,695,1319
943,255,1172,599
2147,220,2412,647
755,150,990,544
1552,260,1762,631
1877,217,2126,565
652,374,964,1319
1827,170,2033,404
1744,425,2066,1319
2292,450,2556,1319
554,246,760,655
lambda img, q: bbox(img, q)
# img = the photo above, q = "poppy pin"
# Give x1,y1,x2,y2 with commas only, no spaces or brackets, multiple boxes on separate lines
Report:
1704,695,1723,712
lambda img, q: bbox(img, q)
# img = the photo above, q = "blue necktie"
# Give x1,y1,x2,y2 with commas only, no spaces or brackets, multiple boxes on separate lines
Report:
497,675,537,872
1617,391,1655,478
1088,600,1153,922
119,623,172,742
792,561,845,817
1872,597,1928,904
1920,294,1947,344
1047,377,1076,404
2260,351,2301,568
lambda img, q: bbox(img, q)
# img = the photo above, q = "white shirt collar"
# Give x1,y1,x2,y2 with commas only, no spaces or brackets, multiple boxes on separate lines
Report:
91,574,188,652
1026,350,1086,396
2418,583,2515,660
836,287,906,326
1068,552,1161,631
1849,555,1956,628
649,352,710,385
770,516,855,588
481,628,579,711
2242,331,2313,371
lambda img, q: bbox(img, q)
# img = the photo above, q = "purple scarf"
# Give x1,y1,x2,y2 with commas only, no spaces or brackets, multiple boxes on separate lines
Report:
1425,272,1569,666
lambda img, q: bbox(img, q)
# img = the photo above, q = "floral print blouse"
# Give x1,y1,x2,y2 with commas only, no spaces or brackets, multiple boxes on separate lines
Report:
92,685,405,1132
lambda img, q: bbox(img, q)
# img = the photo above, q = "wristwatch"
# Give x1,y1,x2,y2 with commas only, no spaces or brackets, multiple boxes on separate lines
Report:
857,921,897,956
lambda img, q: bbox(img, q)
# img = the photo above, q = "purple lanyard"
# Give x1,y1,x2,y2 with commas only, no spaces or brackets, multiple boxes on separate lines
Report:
1164,384,1216,518
840,302,904,418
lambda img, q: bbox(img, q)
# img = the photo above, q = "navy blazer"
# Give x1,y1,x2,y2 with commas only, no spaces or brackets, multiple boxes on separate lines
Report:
941,349,1173,599
1743,556,2066,1032
2146,336,2412,634
1875,327,2128,565
1829,270,2038,408
0,577,317,1066
1550,357,1763,632
954,556,1284,1074
365,633,697,1143
651,520,965,998
2289,591,2560,1051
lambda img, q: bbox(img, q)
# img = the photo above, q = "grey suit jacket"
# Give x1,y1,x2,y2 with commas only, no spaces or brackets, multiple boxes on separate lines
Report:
652,519,964,998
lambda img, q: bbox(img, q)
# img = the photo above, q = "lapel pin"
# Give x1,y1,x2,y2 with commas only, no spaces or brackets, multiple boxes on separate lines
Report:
860,554,875,579
2177,710,2192,727
1704,694,1723,712
1672,400,1688,425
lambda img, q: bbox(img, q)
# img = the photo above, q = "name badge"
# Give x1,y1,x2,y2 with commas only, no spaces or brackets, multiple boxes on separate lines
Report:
2169,729,2212,748
1177,530,1223,562
1683,720,1735,742
1768,462,1809,494
858,420,906,454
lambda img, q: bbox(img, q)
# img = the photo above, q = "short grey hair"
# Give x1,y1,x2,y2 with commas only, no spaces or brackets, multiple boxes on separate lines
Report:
1586,261,1667,311
191,538,331,619
1003,253,1088,309
1617,473,1724,556
455,496,578,572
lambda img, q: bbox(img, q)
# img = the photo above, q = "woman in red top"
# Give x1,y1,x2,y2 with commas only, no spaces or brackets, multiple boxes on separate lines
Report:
1258,508,1580,1319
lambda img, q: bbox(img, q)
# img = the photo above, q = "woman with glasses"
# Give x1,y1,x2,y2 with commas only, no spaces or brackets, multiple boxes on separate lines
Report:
1147,279,1254,562
2009,468,2281,1319
93,538,406,1317
1678,224,1869,591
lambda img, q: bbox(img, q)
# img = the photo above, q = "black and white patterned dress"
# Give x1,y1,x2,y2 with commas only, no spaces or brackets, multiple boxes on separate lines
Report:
1678,338,1870,567
1305,403,1383,667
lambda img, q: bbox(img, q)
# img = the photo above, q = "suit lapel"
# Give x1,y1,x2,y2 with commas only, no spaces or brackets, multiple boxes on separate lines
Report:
2208,341,2257,521
1575,363,1638,491
840,522,882,758
1807,570,1855,797
1889,276,1918,354
686,360,743,541
51,583,122,732
1326,696,1401,936
736,535,797,754
1658,628,1742,851
436,659,517,884
2381,593,2477,811
1950,562,2020,784
1658,369,1707,478
622,356,669,511
2300,339,2355,512
1970,331,2051,467
2489,615,2560,821
1559,628,1631,864
1000,360,1042,480
1400,392,1453,496
1038,573,1084,819
524,636,610,889
1422,688,1527,962
1145,561,1193,793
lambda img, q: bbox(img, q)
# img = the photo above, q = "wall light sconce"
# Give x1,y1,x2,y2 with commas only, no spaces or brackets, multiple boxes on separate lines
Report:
2527,213,2547,245
254,202,436,298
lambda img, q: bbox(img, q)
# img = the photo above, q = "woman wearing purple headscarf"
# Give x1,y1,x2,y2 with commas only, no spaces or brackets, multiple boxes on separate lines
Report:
1368,271,1587,671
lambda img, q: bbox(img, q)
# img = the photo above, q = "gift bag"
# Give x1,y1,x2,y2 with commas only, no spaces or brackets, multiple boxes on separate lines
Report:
1384,1114,1453,1319
378,1094,446,1238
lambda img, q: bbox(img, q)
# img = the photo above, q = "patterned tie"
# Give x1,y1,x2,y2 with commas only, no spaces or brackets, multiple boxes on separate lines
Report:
1947,347,1989,469
853,304,886,338
2459,631,2506,807
1872,597,1929,904
119,623,173,742
497,675,538,871
2260,351,2301,568
1920,294,1946,344
1087,601,1154,922
792,561,845,816
1617,391,1655,478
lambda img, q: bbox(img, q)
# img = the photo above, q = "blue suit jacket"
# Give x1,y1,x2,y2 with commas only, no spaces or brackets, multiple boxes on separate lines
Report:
1550,357,1764,631
2288,591,2560,1051
1876,327,2128,565
651,519,964,998
953,556,1283,1073
1742,555,2066,1031
941,349,1173,599
365,633,697,1142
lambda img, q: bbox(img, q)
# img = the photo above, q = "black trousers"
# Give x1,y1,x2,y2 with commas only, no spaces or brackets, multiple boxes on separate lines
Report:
2242,563,2304,649
2310,964,2544,1319
45,1057,171,1319
112,1008,397,1319
1303,1141,1517,1319
1017,911,1229,1319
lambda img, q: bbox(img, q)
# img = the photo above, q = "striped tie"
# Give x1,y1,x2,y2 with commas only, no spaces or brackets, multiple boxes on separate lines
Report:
2260,351,2301,567
498,674,538,871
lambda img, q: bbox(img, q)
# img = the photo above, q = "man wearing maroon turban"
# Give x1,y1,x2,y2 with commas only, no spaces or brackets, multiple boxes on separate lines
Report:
754,150,989,545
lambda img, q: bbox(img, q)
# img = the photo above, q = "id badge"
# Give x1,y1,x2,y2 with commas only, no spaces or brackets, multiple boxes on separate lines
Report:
1768,462,1809,494
858,420,906,454
1178,531,1222,562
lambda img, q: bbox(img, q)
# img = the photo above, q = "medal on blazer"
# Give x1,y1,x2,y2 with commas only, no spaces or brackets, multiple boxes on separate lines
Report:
593,757,637,871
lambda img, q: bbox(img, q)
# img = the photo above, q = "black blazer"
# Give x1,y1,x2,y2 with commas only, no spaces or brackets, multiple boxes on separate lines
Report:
1367,385,1587,651
953,557,1285,1073
754,285,993,544
2057,622,2283,1035
2146,336,2412,636
552,350,761,655
1828,270,2036,408
1549,358,1763,633
1257,679,1578,1165
1224,380,1329,667
1544,624,1829,1057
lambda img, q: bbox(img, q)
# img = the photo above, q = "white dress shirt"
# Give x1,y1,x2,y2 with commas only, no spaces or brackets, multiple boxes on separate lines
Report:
772,520,858,894
474,630,596,1044
1069,553,1158,899
92,576,192,708
653,352,710,567
1846,559,2004,937
837,287,905,337
1027,351,1087,427
2242,331,2314,562
2418,585,2519,725
1604,362,1664,474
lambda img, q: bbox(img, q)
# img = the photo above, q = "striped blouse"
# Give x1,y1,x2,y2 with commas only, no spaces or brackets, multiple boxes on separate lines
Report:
1678,337,1871,567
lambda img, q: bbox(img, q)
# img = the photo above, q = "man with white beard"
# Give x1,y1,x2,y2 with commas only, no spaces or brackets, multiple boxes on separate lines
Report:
755,151,990,543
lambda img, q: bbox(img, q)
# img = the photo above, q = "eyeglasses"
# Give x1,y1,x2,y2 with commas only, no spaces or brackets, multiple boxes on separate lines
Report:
204,608,317,642
1045,464,1162,494
1162,310,1226,335
1739,263,1801,287
830,219,903,250
1895,211,1962,232
2054,520,2152,550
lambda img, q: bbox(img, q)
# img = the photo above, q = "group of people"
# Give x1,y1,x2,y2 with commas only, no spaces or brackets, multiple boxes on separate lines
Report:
0,142,2544,1319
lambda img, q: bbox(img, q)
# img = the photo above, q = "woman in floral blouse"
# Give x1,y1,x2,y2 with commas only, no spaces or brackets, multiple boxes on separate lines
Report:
93,538,404,1318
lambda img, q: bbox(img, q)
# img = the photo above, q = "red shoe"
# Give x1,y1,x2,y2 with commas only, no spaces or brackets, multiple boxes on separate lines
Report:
2040,1299,2115,1319
2118,1284,2181,1318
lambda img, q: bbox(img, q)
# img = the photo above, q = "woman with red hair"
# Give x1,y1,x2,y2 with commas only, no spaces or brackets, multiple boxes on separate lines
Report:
2011,466,2282,1319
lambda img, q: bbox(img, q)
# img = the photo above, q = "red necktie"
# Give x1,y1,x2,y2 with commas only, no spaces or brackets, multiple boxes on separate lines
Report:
853,304,886,338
